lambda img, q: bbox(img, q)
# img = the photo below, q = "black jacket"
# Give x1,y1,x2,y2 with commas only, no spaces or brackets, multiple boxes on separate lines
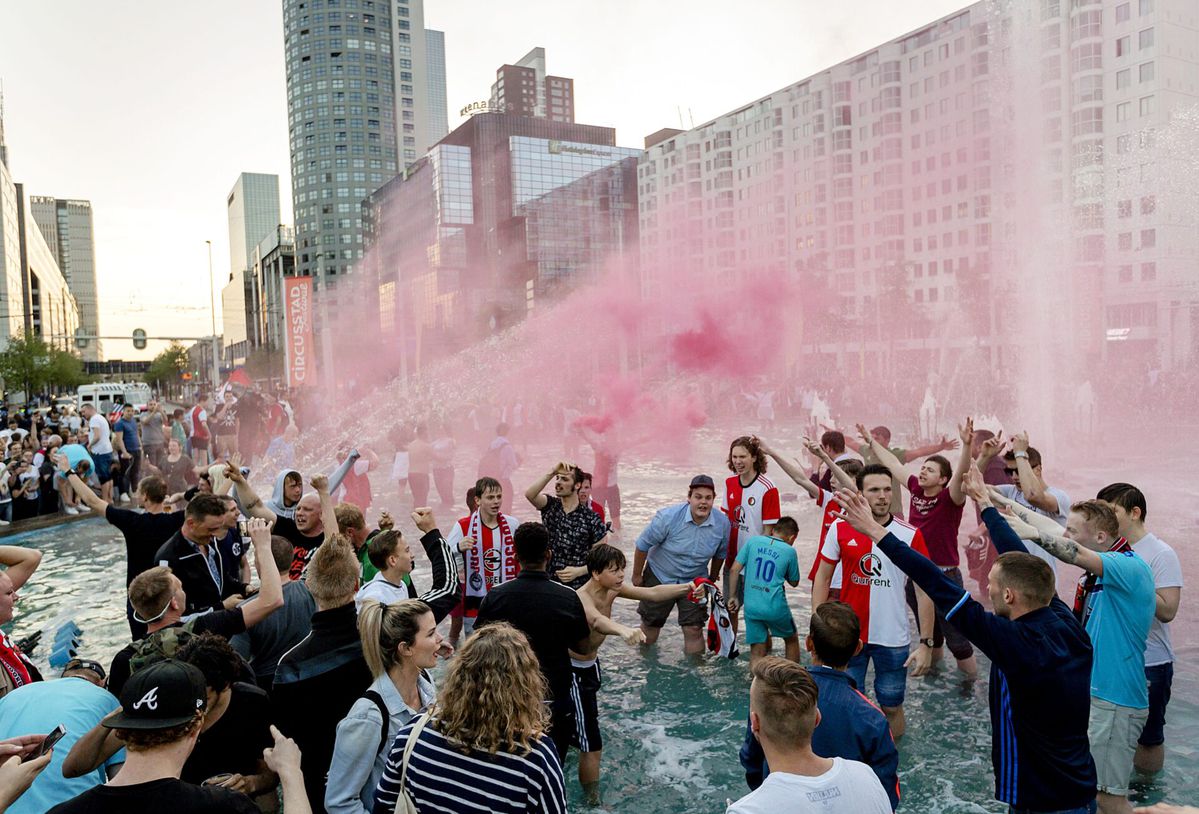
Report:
153,531,235,616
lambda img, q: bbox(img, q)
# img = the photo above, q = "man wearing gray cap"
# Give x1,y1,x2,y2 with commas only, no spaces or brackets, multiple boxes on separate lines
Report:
49,660,308,814
633,475,731,655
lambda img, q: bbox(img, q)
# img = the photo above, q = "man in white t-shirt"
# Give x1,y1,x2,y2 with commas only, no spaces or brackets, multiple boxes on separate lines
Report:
79,404,115,503
1096,481,1183,776
729,656,890,814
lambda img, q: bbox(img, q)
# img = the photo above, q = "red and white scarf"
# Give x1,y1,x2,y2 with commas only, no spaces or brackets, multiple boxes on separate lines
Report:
0,631,34,689
463,512,518,611
1074,536,1131,625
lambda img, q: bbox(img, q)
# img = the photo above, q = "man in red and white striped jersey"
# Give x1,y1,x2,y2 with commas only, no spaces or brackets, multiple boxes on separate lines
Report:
812,463,934,739
724,436,781,633
445,477,521,638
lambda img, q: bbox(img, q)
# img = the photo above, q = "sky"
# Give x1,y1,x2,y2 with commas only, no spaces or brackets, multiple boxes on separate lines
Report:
0,0,968,360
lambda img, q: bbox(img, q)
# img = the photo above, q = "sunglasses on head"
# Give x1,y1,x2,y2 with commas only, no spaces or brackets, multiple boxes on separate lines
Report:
62,658,107,681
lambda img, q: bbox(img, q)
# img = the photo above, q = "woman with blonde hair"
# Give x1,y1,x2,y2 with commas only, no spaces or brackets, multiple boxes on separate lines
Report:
326,599,443,814
372,622,565,814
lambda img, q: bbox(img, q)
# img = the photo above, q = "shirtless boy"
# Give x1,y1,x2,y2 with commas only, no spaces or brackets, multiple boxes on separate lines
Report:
571,543,700,799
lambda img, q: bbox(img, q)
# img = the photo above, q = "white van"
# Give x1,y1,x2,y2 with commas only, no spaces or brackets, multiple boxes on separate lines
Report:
76,382,153,414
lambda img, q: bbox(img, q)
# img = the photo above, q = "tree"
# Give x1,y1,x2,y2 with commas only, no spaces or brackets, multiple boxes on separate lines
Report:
144,342,189,393
0,333,88,399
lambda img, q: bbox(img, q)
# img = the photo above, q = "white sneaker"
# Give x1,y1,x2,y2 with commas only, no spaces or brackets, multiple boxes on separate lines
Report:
119,493,131,503
64,506,80,515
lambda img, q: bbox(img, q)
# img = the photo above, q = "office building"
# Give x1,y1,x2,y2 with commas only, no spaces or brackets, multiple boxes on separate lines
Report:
637,0,1199,377
0,116,80,359
280,0,448,288
222,173,281,366
363,112,639,372
489,47,575,122
28,197,101,361
251,225,298,354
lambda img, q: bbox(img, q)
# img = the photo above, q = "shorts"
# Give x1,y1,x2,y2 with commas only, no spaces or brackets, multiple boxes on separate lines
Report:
92,452,114,484
906,569,974,661
847,643,909,708
744,612,797,645
638,566,707,628
1008,802,1096,814
1088,697,1147,796
1139,661,1173,747
569,657,603,752
190,437,208,451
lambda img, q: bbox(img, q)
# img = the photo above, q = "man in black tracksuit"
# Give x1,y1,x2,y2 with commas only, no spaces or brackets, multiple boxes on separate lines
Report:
835,470,1097,814
153,493,240,616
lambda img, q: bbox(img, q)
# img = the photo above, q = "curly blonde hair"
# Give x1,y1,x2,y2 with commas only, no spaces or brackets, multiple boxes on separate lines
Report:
432,623,548,756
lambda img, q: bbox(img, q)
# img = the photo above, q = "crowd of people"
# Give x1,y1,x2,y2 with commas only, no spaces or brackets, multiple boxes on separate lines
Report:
0,389,1190,814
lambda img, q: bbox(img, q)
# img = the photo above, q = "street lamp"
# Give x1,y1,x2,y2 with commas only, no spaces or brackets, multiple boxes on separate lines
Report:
205,240,220,392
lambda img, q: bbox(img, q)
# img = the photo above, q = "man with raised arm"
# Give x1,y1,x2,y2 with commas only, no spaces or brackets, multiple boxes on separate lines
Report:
974,430,1069,574
106,517,285,697
525,461,607,588
832,480,1097,814
988,489,1155,814
226,465,325,579
0,545,43,698
860,419,977,676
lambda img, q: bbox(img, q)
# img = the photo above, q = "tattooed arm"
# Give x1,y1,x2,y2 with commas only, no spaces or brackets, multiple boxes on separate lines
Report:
1034,529,1105,576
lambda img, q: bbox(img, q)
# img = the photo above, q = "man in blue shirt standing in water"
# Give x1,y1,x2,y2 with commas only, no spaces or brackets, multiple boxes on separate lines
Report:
834,465,1097,814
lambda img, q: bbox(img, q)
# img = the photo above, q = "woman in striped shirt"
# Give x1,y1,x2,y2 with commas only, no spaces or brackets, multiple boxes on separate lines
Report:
371,623,566,814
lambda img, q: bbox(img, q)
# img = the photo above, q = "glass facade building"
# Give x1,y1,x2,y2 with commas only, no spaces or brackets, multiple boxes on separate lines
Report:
280,0,447,286
362,113,640,373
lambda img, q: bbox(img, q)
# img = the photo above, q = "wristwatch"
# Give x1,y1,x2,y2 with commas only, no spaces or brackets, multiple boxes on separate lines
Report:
920,637,935,648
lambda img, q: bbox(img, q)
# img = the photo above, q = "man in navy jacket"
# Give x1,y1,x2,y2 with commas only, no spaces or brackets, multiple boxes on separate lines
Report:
834,463,1097,814
740,600,900,810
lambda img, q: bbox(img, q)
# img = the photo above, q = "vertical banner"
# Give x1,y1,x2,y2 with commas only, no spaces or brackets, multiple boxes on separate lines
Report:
284,276,314,388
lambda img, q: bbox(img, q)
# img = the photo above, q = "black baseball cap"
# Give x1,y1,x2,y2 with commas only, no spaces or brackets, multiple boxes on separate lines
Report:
104,659,207,730
689,474,716,490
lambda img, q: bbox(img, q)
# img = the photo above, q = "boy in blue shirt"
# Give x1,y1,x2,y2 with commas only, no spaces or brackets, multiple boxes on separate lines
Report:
728,516,801,664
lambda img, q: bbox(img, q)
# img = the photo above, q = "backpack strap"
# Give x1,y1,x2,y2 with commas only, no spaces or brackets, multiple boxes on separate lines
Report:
363,689,390,756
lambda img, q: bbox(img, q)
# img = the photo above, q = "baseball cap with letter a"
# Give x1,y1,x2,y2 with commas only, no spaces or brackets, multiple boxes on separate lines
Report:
104,659,208,730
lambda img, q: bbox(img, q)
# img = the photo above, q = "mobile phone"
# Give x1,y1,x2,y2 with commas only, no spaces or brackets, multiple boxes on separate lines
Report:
33,724,66,759
237,520,249,537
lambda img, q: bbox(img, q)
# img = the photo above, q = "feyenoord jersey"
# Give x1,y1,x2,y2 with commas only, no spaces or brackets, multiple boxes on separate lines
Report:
808,489,844,589
725,474,781,561
819,517,929,647
445,514,520,612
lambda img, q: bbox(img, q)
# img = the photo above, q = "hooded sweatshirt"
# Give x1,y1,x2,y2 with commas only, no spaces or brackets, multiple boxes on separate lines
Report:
267,469,302,521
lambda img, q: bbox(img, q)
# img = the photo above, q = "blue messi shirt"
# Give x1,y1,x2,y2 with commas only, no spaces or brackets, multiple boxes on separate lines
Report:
735,534,799,621
1085,550,1156,708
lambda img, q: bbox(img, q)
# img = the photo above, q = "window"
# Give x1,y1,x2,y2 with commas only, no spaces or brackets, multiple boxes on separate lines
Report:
1119,265,1133,282
1117,69,1131,89
1140,228,1155,249
1118,199,1132,217
1140,62,1154,82
1139,0,1153,12
1116,36,1131,57
1116,102,1131,122
1141,262,1156,281
1140,95,1155,116
1116,2,1130,22
1118,232,1133,251
1141,195,1155,214
1139,28,1154,49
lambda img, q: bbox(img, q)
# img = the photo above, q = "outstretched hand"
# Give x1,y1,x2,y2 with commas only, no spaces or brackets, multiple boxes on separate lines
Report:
978,430,1005,459
1012,430,1030,454
961,466,989,504
854,423,873,448
831,489,887,540
957,416,975,447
